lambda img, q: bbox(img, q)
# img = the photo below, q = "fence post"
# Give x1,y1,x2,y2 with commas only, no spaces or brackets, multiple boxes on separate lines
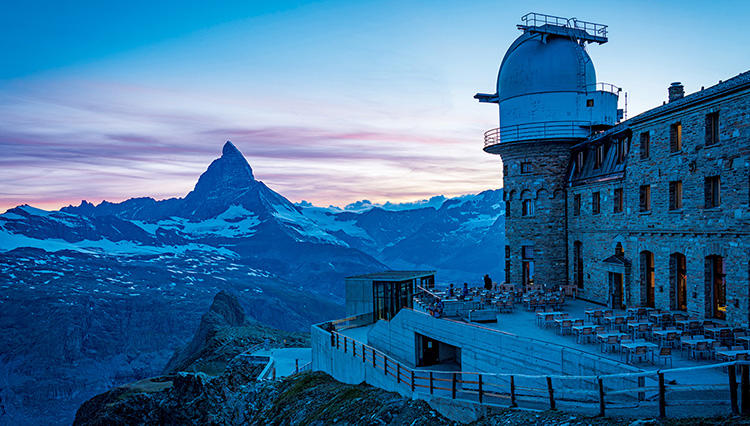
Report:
478,374,483,404
295,359,299,374
343,336,347,353
452,373,457,399
352,341,356,357
637,375,645,401
272,367,276,381
742,364,750,415
336,333,339,349
397,363,401,384
658,372,666,418
547,376,555,410
411,370,415,392
362,345,366,362
372,351,376,368
384,357,388,376
510,375,517,407
598,377,606,417
429,372,434,395
730,364,739,415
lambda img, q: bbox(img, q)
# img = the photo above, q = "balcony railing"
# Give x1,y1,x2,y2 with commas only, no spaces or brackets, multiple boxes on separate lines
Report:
484,121,592,150
521,12,608,38
587,82,621,94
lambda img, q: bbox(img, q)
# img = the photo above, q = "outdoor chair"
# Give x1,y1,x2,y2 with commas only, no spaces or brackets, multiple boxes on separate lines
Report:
612,316,625,332
573,319,584,327
657,347,673,367
592,310,603,325
603,335,619,353
560,320,573,336
692,342,710,360
594,325,606,334
631,346,649,364
578,327,593,345
635,324,650,340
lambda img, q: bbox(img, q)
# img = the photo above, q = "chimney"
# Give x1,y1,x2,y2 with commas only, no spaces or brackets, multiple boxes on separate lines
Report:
668,82,684,102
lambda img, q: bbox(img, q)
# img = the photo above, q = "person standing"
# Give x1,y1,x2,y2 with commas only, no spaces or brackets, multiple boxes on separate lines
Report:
483,274,493,291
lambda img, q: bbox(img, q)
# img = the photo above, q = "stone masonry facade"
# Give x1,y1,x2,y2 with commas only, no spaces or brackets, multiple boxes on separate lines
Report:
502,72,750,327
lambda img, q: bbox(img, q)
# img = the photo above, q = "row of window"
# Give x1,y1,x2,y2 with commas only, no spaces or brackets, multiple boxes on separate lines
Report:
571,176,722,216
639,111,719,159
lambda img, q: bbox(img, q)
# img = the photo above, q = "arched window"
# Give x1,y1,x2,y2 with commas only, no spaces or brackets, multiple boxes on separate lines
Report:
574,241,583,289
670,253,687,311
640,251,655,308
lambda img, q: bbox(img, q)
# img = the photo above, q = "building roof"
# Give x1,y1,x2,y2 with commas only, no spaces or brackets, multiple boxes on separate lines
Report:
572,69,750,151
346,270,435,281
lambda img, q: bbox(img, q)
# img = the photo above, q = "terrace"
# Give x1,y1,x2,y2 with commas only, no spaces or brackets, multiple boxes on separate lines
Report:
314,282,750,418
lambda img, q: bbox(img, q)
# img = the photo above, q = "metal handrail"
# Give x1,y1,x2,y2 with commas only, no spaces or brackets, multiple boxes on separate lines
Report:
521,12,608,37
587,82,621,94
484,121,592,148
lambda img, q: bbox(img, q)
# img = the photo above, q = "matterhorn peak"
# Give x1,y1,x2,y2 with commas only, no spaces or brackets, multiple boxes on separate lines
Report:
221,140,243,159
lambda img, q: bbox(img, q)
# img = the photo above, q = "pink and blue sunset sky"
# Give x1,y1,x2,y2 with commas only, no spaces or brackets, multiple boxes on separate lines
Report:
1,0,748,211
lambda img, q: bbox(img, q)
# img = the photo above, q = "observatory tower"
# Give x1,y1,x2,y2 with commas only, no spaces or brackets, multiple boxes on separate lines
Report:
476,13,620,288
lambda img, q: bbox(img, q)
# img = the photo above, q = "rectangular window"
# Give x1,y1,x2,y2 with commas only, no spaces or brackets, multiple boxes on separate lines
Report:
614,188,623,213
594,145,604,169
576,151,584,174
521,162,533,174
505,200,511,217
704,176,721,208
586,98,594,107
505,245,510,259
522,199,535,217
669,180,683,210
573,194,581,216
521,246,534,286
670,122,682,152
592,191,600,214
639,185,651,212
504,245,510,284
706,112,719,145
640,132,650,159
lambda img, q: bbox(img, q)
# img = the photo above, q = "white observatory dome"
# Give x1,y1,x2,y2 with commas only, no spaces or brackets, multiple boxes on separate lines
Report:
497,32,596,101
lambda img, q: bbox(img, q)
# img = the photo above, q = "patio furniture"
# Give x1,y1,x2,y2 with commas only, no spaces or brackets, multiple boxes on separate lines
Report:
559,319,573,335
692,341,711,360
621,340,657,364
656,347,673,367
575,325,595,344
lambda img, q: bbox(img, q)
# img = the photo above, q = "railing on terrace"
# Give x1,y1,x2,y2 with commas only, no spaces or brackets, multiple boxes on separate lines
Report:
587,82,621,94
317,318,750,418
484,121,591,150
521,12,608,38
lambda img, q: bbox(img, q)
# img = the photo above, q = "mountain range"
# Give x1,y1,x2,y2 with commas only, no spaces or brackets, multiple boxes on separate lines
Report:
0,141,503,424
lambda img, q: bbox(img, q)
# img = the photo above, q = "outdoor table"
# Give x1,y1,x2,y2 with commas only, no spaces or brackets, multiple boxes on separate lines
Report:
603,315,627,330
597,332,626,352
652,329,679,347
626,322,652,338
679,338,716,359
704,326,732,340
554,317,579,334
715,349,750,362
736,336,750,349
585,308,607,324
536,311,566,326
620,341,658,364
649,312,672,326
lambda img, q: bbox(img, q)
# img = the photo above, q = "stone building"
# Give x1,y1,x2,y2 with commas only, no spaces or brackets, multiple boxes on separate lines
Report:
477,13,750,326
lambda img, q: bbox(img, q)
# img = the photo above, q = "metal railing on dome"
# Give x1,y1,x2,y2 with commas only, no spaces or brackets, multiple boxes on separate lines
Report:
521,12,608,38
484,121,591,149
588,82,621,94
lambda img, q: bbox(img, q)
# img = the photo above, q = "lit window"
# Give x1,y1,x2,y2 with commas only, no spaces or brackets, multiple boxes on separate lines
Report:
670,122,682,153
669,181,683,210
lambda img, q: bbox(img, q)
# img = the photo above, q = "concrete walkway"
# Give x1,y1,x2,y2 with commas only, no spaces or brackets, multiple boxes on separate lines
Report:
252,347,312,378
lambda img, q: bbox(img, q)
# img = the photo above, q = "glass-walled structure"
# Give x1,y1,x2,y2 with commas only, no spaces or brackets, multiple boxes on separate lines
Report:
344,271,435,321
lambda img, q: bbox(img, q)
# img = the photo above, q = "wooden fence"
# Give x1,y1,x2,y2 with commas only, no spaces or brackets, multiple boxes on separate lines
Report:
324,327,750,418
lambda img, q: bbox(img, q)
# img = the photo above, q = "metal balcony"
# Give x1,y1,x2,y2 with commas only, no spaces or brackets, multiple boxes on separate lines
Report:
483,121,592,152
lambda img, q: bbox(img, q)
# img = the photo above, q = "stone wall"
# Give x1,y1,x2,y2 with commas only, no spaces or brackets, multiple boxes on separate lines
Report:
498,140,576,288
567,85,750,325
